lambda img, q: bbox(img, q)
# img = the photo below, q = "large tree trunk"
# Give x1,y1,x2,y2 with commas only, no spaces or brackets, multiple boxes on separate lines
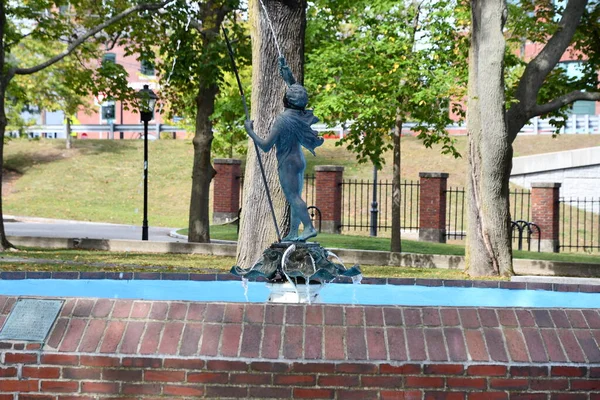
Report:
390,110,403,253
236,0,307,268
188,84,218,243
465,0,513,277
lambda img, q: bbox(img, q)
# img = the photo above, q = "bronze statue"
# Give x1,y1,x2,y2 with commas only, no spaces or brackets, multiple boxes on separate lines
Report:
244,57,324,242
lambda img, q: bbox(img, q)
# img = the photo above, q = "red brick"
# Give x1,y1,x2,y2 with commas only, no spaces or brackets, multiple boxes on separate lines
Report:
46,318,68,349
139,321,163,355
444,327,468,362
465,330,489,362
425,329,448,361
204,304,225,322
467,393,508,400
557,329,586,362
41,354,79,365
59,319,88,352
0,367,17,377
283,325,304,359
261,324,283,359
41,380,79,392
91,298,113,318
347,326,367,360
26,343,42,350
179,322,202,356
541,329,568,362
361,376,403,388
230,373,271,385
406,328,427,361
99,321,126,353
381,391,423,400
336,363,377,374
187,372,229,384
205,385,248,398
324,326,345,360
121,383,161,395
206,359,247,371
405,376,444,388
530,378,568,391
0,379,39,392
167,302,188,320
467,365,507,376
249,386,292,398
144,370,185,382
570,379,600,390
292,363,334,374
318,375,360,387
130,301,152,318
424,392,465,400
489,378,528,390
163,385,205,396
80,355,119,367
274,374,316,386
198,323,220,356
446,377,486,389
335,389,378,400
424,364,464,375
251,361,291,373
18,395,55,400
163,358,204,369
294,388,335,399
380,364,421,375
4,352,38,364
81,382,120,394
22,367,60,379
102,368,143,381
62,367,101,380
157,321,183,355
510,394,547,400
112,300,133,318
119,321,145,354
149,302,168,320
78,319,106,353
551,394,591,400
509,366,548,377
121,356,162,368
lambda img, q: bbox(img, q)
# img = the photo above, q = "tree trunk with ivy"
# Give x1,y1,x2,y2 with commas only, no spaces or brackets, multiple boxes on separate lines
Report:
236,0,307,268
465,0,513,277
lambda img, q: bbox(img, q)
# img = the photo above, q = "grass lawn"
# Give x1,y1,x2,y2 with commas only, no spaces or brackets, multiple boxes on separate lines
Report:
0,248,489,280
5,135,600,227
190,224,600,265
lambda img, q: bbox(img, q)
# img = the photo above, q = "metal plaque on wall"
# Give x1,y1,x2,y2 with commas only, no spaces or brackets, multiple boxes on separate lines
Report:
0,298,64,342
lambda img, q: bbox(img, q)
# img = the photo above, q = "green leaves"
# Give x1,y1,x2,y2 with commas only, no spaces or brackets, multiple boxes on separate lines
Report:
305,0,468,167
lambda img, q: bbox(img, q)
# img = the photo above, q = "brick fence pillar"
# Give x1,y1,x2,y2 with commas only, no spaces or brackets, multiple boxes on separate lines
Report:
419,172,449,243
531,182,561,253
213,158,242,224
315,165,344,234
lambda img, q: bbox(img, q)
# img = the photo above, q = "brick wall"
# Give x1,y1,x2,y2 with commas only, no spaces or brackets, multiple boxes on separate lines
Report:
1,352,599,399
315,166,344,233
212,159,241,224
531,182,561,252
2,291,600,399
419,172,449,243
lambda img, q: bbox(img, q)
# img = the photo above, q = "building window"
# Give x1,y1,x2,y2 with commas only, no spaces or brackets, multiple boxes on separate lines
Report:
102,53,116,64
140,59,155,76
557,61,596,115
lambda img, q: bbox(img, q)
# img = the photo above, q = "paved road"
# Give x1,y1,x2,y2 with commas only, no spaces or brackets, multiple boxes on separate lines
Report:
4,216,184,242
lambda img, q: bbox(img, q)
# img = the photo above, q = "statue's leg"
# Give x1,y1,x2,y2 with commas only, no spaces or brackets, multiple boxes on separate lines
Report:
283,206,300,241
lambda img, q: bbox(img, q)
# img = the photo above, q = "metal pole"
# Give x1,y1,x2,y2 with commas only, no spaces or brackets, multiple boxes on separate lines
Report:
370,165,378,237
142,120,149,241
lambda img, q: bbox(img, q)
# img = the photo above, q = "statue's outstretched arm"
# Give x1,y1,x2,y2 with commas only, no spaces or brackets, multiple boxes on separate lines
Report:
279,57,296,87
244,120,278,152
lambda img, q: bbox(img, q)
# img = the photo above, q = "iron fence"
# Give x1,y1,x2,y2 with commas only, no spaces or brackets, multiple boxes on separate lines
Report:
559,197,600,252
445,188,532,242
340,179,420,233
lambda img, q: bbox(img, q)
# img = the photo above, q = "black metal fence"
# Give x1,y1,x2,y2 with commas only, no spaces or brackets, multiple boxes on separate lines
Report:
445,188,532,241
559,197,600,252
339,179,420,233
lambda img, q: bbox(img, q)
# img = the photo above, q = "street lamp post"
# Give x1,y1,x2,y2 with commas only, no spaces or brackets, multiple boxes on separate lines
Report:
137,84,158,241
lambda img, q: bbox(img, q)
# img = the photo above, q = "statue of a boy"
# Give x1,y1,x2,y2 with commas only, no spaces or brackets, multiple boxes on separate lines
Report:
244,57,324,242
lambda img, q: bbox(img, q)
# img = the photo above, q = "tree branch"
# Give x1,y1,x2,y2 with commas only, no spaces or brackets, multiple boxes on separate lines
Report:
512,0,588,112
533,90,600,115
13,0,173,76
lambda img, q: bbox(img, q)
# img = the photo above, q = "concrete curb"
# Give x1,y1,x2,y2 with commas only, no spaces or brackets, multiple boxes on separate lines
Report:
7,235,600,278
